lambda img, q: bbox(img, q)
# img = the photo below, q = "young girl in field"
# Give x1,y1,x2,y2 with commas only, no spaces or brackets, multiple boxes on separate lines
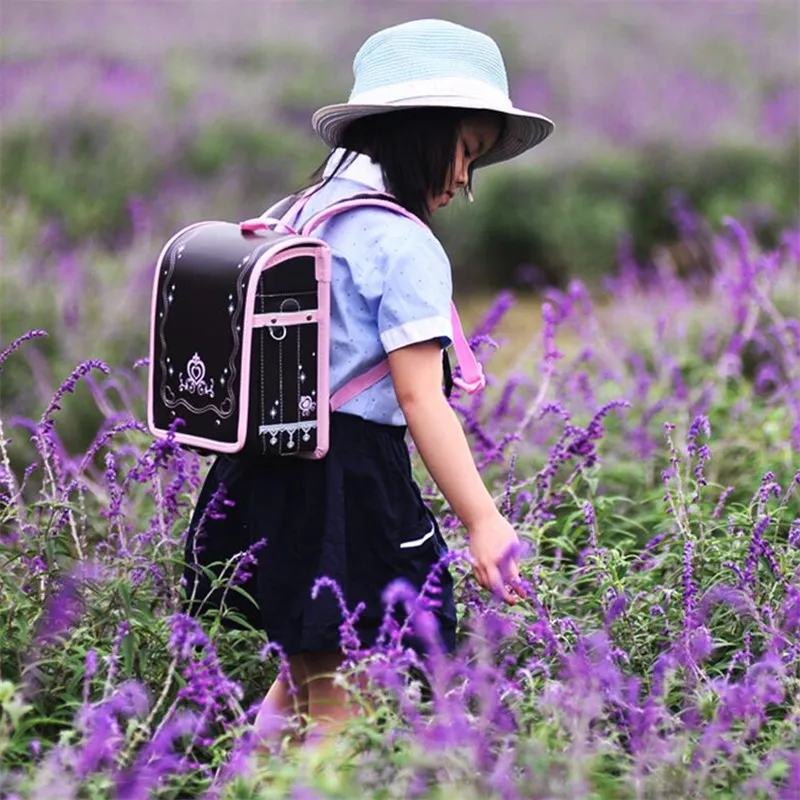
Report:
184,18,554,742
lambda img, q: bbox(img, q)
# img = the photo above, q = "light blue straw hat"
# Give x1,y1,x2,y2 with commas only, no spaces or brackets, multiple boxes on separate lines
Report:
312,19,555,169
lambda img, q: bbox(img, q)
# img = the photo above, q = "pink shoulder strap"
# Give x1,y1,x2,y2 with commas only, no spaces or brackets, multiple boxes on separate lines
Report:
299,196,420,236
449,304,484,393
316,196,485,408
253,192,486,409
329,302,484,410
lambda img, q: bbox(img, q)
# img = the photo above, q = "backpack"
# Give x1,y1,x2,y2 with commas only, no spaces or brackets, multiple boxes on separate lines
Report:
147,188,485,459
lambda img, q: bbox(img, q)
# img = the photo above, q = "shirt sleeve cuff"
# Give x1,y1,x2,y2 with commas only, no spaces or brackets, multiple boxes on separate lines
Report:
380,315,453,352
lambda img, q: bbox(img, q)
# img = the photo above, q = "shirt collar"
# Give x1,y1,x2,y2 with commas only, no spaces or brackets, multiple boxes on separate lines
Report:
322,148,387,192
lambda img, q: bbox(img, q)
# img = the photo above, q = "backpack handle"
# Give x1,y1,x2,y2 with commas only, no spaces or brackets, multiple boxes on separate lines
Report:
239,217,298,236
261,185,322,222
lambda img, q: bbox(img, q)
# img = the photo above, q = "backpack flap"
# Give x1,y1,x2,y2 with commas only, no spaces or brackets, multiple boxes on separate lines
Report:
148,221,301,453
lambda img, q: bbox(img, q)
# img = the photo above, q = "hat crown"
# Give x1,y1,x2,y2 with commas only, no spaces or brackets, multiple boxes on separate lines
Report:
349,19,510,101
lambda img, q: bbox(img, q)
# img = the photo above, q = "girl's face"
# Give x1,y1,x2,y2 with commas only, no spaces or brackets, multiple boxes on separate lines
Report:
428,114,503,213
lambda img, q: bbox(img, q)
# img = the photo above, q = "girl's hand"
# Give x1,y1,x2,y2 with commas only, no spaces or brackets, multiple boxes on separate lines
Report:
468,513,526,605
388,340,527,606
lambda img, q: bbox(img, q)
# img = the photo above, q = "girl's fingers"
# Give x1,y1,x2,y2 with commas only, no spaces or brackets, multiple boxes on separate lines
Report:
487,564,518,605
473,561,523,604
507,562,527,599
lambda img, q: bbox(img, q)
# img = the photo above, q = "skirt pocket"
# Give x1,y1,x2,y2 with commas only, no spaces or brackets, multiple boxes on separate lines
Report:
397,520,436,551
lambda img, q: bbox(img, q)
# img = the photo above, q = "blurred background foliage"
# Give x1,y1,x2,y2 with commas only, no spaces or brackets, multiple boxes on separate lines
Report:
1,0,798,288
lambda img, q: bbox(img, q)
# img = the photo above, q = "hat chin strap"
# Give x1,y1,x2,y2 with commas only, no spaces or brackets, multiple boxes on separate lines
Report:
347,76,513,110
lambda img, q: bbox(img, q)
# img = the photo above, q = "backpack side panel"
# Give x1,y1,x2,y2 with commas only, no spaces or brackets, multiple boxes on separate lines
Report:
242,244,330,457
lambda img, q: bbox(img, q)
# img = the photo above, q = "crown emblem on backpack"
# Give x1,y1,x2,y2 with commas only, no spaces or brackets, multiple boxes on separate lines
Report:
179,353,215,398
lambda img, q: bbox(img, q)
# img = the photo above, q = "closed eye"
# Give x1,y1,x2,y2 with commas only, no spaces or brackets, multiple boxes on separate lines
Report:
465,138,485,161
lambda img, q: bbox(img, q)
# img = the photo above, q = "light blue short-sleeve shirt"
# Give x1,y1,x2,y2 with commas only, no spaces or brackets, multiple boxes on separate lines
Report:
277,150,453,427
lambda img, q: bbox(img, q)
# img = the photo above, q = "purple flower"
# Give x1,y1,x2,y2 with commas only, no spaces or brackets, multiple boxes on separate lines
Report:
311,576,365,656
778,750,800,798
228,538,266,588
0,329,48,371
501,454,517,520
582,500,600,554
743,516,774,587
687,415,711,457
40,359,111,425
74,681,148,778
778,586,800,636
541,301,565,364
168,614,243,713
33,575,85,648
789,519,800,548
605,591,628,626
687,626,713,662
470,290,515,339
115,712,200,800
83,649,99,703
754,471,782,510
698,584,757,622
712,486,735,520
669,190,701,238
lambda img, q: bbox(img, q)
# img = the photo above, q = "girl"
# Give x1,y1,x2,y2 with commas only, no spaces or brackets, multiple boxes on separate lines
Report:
183,18,554,742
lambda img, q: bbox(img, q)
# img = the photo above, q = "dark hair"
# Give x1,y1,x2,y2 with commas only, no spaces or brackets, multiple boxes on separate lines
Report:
306,107,500,224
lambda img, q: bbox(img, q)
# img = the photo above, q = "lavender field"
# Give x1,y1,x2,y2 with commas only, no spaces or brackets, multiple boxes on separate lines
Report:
2,2,800,799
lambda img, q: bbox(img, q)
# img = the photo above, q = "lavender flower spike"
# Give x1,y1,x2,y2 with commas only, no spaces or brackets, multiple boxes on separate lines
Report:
0,329,48,371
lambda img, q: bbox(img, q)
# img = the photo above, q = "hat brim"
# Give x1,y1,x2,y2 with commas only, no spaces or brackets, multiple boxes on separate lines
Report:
311,99,554,169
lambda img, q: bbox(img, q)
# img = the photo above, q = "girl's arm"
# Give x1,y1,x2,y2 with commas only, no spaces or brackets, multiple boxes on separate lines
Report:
387,340,524,604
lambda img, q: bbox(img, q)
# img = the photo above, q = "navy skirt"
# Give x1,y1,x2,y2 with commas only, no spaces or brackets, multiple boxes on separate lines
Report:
182,412,457,656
